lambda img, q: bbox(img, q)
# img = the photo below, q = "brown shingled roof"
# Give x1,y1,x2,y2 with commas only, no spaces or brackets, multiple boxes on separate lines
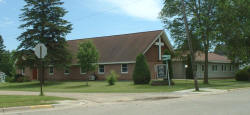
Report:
173,51,231,63
67,30,163,65
195,51,231,63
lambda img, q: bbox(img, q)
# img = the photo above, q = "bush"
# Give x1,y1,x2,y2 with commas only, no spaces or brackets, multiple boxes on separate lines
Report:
5,76,15,82
235,67,250,81
13,74,31,82
133,54,151,84
106,70,119,85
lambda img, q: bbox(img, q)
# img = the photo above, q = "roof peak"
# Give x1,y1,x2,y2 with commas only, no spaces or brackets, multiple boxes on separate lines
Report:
68,30,163,41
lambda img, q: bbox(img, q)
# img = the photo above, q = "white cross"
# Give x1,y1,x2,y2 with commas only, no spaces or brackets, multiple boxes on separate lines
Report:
155,37,164,60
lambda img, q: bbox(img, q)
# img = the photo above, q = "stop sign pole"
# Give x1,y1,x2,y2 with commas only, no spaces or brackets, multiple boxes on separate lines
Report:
34,43,47,96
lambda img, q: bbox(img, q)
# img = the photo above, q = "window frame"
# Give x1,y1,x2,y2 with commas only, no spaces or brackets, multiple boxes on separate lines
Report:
64,67,70,75
80,67,86,74
212,65,218,72
121,64,128,74
21,68,25,75
201,65,205,71
98,65,105,74
222,64,227,72
49,66,54,75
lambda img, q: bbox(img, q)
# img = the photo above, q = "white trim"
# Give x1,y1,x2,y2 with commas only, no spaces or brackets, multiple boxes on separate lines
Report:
80,67,86,74
207,60,231,63
161,32,174,53
143,31,163,54
97,61,135,65
71,61,136,66
121,64,128,74
98,65,105,74
143,30,174,55
21,68,25,75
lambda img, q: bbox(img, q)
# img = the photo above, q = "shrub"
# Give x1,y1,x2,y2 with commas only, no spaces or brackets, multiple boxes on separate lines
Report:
13,74,31,82
133,54,151,84
106,70,119,85
5,76,15,82
235,67,250,81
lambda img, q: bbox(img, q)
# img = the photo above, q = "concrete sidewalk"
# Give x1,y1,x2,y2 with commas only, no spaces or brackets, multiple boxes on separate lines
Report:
0,88,227,104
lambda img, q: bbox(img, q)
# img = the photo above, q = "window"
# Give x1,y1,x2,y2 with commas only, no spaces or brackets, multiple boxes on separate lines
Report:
64,67,70,75
230,65,234,71
49,66,54,75
222,65,227,71
98,65,105,74
121,64,128,73
212,65,217,71
80,67,86,74
202,65,205,71
21,68,25,75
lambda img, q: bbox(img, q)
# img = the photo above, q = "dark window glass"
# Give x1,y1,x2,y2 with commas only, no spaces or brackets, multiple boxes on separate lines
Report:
99,65,104,73
121,64,128,73
49,67,54,74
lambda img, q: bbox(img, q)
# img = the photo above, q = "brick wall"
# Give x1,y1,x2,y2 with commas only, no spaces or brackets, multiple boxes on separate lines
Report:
44,64,135,81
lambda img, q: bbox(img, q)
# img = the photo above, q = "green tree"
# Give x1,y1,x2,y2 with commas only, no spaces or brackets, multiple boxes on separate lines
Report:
77,40,99,86
160,0,218,85
216,0,250,64
0,35,6,62
160,0,200,90
0,51,16,78
214,44,228,56
133,54,151,84
17,0,72,67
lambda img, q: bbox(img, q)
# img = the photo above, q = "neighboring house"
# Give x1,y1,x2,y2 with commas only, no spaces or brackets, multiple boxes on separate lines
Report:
172,51,239,79
18,30,174,81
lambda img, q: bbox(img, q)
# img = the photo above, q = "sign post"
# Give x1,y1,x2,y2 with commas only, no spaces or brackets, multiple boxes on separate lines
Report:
34,43,47,96
162,55,171,86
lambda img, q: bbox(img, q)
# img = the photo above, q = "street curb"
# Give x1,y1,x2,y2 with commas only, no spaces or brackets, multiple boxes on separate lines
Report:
0,104,54,113
30,105,54,109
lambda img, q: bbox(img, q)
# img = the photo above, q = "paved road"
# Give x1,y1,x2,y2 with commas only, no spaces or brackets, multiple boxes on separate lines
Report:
2,88,250,115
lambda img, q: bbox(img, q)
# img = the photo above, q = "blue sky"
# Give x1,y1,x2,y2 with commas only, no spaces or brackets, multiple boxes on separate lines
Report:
0,0,173,50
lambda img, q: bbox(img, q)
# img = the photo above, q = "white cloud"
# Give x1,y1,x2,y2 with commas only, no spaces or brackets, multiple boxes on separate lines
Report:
0,0,6,4
103,0,162,21
0,17,14,27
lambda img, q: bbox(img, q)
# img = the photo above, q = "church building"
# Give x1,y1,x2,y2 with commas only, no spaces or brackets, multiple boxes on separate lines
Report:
21,30,174,81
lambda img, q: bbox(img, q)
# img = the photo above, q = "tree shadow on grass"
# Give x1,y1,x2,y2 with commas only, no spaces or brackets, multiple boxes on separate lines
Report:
0,82,63,90
63,84,90,89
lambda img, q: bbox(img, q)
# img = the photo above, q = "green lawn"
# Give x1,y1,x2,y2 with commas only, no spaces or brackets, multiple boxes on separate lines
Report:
0,95,72,108
0,79,249,93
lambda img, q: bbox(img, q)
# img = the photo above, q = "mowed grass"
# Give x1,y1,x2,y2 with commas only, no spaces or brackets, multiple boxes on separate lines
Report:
0,95,72,108
0,79,250,93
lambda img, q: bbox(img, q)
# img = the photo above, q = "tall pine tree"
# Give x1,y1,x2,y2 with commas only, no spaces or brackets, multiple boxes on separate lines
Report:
17,0,72,67
0,35,5,55
0,35,6,63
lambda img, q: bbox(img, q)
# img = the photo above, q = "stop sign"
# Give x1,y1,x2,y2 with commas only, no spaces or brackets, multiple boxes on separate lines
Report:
34,43,47,59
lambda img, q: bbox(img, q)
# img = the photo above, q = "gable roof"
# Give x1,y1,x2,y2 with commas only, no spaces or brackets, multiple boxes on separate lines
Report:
195,52,231,63
67,30,171,65
173,51,232,63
